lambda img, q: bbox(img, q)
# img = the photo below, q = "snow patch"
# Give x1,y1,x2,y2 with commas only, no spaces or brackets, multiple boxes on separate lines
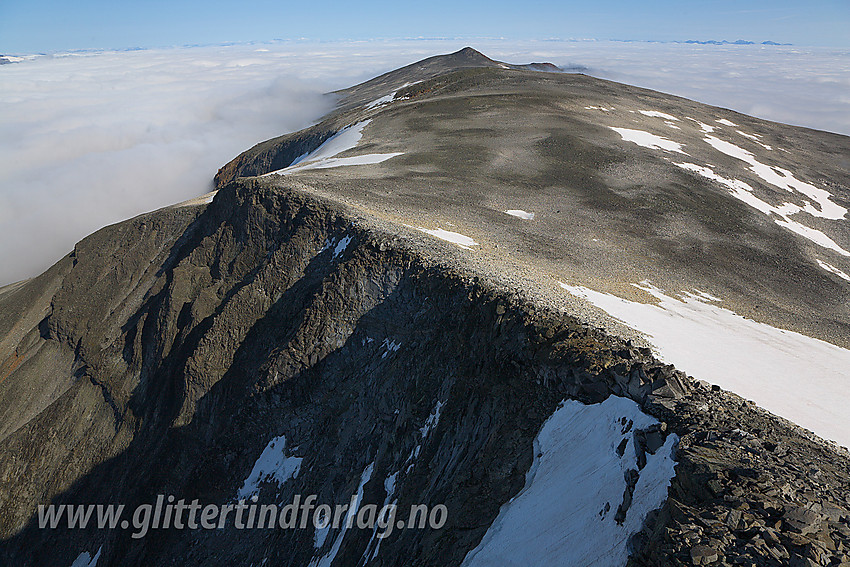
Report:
559,281,850,449
295,122,371,164
405,446,420,473
175,190,217,208
71,548,102,567
380,338,401,359
366,93,396,109
817,259,850,282
609,127,687,154
734,129,773,150
462,396,677,567
419,401,444,439
362,470,401,562
505,209,535,220
686,118,716,133
404,401,444,474
689,289,723,302
773,218,850,256
665,122,680,130
716,118,737,126
417,227,479,250
263,120,402,176
384,471,398,495
295,153,404,171
584,106,611,112
314,514,330,550
702,135,844,220
365,81,421,109
736,130,761,141
333,235,352,259
238,435,303,500
639,110,679,121
310,463,374,567
674,162,850,256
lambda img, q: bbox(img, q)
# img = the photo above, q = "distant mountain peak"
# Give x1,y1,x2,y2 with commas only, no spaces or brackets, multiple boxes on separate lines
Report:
326,47,562,114
449,46,495,63
445,47,561,73
455,46,488,57
681,39,791,46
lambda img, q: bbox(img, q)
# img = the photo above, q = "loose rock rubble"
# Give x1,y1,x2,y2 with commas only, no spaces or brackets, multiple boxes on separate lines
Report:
629,380,850,566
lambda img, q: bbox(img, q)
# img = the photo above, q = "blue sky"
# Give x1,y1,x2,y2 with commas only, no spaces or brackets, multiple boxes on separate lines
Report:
1,0,849,53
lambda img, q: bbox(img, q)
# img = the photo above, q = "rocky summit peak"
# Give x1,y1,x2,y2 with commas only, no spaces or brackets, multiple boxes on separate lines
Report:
453,46,492,60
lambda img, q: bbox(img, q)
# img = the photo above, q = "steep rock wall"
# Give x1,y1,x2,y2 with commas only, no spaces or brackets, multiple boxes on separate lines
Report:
0,180,847,566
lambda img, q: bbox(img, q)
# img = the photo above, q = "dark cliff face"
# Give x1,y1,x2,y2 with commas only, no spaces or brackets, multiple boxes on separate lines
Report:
214,127,341,188
2,49,850,567
0,180,684,565
0,180,848,566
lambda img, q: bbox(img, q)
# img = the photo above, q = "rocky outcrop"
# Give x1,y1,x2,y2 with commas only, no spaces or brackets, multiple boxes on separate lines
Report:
213,127,340,187
631,383,850,567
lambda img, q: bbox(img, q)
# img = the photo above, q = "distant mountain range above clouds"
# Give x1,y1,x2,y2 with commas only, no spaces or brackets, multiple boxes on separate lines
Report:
0,38,795,61
682,39,791,45
0,53,51,63
0,49,143,62
604,39,792,46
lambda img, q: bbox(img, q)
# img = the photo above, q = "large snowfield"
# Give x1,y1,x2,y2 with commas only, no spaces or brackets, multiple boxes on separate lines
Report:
463,396,677,566
560,282,850,449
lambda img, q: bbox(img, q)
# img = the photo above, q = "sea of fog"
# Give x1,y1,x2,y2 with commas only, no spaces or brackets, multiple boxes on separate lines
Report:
1,39,849,284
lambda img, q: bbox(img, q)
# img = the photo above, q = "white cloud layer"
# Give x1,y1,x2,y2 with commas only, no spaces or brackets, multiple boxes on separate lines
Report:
537,42,850,137
2,40,849,285
461,40,850,137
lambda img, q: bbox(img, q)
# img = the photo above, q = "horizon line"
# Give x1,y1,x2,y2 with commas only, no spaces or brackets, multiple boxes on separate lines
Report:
2,36,825,58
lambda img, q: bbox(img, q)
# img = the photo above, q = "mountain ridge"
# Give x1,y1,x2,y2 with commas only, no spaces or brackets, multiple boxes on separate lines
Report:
215,54,850,351
1,48,849,566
